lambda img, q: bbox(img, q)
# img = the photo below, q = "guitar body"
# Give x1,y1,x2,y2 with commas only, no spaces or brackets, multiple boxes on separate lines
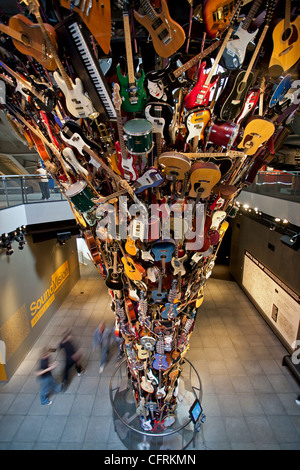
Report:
184,62,219,110
237,116,275,156
221,24,259,70
269,15,300,75
152,242,175,264
116,65,147,113
189,162,221,199
59,0,112,54
185,107,211,144
125,236,137,256
203,0,236,38
236,89,260,124
152,353,169,370
121,256,145,281
105,267,124,291
115,141,139,181
217,69,254,121
158,151,191,180
144,101,173,144
8,14,58,70
53,72,95,119
269,74,292,108
134,0,185,58
171,255,188,276
134,168,164,195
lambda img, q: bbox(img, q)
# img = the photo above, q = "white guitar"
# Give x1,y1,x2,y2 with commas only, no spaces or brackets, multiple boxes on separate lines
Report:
62,147,89,177
211,211,227,231
26,0,96,119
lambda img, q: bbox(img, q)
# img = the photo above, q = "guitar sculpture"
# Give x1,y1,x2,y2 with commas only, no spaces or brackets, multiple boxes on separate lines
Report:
1,0,297,440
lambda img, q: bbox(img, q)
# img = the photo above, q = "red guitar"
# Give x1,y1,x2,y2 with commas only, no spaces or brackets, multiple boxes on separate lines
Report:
184,61,219,109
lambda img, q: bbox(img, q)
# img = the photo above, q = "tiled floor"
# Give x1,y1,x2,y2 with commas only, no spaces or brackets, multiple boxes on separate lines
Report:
0,261,300,450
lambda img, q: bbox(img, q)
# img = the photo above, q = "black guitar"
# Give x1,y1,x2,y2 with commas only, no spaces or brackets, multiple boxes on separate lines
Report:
105,246,124,291
216,0,276,122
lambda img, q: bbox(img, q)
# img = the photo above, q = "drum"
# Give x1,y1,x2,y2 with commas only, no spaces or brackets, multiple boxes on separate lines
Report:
65,181,95,213
207,120,239,149
124,118,153,155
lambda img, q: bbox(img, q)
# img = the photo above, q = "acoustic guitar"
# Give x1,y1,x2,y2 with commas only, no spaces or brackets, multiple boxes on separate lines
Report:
237,116,275,156
0,14,58,70
189,161,221,199
158,151,191,181
268,0,300,76
134,0,186,58
59,0,112,55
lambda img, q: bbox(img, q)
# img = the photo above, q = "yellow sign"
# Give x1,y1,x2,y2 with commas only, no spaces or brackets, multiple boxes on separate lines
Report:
30,261,69,327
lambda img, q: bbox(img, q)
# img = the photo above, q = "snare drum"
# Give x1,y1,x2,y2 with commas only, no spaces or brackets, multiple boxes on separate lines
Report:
65,181,95,213
207,121,239,149
124,118,153,155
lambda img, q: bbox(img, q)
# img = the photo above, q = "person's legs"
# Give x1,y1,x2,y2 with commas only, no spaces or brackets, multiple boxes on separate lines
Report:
40,376,51,404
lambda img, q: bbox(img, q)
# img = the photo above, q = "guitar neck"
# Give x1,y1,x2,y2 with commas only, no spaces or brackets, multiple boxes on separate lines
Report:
0,59,43,102
243,23,269,84
33,8,72,90
116,109,128,159
173,39,220,79
242,0,263,31
140,0,156,21
284,0,291,31
204,25,234,85
123,12,135,85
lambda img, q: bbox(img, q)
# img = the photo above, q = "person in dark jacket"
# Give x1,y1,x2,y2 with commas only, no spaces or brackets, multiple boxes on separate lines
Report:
36,348,61,405
60,330,83,389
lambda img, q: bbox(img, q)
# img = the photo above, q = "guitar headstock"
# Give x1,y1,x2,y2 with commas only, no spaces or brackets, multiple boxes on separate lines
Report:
113,82,122,112
21,0,40,17
265,0,276,25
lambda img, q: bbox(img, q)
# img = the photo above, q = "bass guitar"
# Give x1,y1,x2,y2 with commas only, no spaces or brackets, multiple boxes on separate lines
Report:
116,0,147,113
216,0,276,121
268,0,300,76
0,14,58,70
113,83,139,181
25,0,96,119
133,0,186,58
221,0,263,70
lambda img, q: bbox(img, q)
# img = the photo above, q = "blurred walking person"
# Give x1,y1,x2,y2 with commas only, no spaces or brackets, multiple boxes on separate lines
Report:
60,330,83,389
36,348,61,405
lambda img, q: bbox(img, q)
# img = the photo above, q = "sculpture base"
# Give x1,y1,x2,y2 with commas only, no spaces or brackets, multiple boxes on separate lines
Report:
109,359,205,450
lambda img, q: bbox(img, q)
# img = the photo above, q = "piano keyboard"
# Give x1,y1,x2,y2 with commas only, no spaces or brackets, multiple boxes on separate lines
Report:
55,14,116,122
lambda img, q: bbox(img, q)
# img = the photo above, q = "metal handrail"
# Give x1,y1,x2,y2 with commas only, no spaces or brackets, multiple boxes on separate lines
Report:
0,174,64,209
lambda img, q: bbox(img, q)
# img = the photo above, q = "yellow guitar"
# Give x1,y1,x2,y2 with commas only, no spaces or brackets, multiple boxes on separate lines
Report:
269,0,300,75
125,235,138,256
237,117,275,156
189,161,221,198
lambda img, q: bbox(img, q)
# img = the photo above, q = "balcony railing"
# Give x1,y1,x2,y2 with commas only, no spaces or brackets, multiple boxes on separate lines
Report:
243,171,300,203
0,175,64,210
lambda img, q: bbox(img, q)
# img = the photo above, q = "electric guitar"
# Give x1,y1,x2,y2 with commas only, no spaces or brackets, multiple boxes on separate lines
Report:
161,280,179,320
203,0,245,38
0,14,58,70
59,0,112,55
184,7,241,111
144,101,173,145
133,167,164,194
221,0,264,70
113,83,139,181
268,0,300,76
217,0,276,121
185,107,211,146
24,0,96,119
269,74,293,108
116,0,147,113
0,59,56,112
149,33,224,102
133,0,186,58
